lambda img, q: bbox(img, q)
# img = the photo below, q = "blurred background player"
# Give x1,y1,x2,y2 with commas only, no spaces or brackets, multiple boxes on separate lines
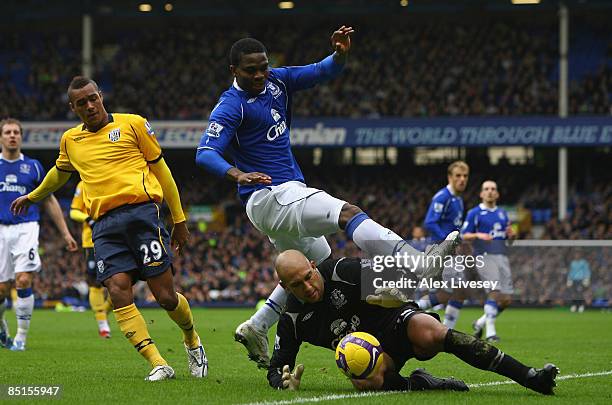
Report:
419,161,469,328
0,118,78,351
566,250,591,313
11,77,207,381
196,27,460,367
462,180,516,342
70,180,112,338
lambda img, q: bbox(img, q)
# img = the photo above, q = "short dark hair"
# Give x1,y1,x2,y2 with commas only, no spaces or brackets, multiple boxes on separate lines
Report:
67,76,99,100
230,38,267,65
0,117,22,135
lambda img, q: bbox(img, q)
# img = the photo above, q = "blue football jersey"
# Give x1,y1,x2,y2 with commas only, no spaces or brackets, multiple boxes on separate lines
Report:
0,154,45,224
461,203,510,255
197,55,343,203
423,186,464,241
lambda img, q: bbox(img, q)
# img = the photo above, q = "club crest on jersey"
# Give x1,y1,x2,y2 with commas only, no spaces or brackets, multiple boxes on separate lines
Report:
206,122,224,138
19,164,31,175
97,260,105,273
330,289,347,309
145,120,155,135
267,82,282,98
498,212,505,220
108,129,121,142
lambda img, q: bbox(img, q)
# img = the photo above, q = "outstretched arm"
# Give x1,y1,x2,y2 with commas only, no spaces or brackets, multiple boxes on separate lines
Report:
42,194,78,252
148,158,189,254
268,313,302,389
11,166,72,216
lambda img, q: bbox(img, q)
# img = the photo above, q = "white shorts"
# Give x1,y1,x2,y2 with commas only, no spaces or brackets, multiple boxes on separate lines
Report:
245,181,346,264
0,222,42,283
477,254,514,295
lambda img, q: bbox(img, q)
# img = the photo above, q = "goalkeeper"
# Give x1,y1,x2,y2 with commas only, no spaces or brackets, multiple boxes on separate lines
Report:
267,250,558,395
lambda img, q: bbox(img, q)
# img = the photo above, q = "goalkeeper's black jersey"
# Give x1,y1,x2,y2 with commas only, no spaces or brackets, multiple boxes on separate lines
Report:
267,256,414,389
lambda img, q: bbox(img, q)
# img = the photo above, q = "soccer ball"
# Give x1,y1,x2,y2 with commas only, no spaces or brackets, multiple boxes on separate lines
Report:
335,332,383,379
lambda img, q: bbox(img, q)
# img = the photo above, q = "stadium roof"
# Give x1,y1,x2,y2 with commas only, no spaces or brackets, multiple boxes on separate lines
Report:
3,0,612,20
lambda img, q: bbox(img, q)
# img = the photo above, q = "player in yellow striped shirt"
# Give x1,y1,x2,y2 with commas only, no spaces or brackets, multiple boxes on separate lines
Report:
12,76,207,381
70,180,112,338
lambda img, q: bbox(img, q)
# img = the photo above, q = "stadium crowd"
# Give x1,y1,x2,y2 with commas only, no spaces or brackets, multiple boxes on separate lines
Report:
1,18,610,120
31,166,611,308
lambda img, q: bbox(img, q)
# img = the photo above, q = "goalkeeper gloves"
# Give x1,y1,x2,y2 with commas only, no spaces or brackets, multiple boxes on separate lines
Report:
366,287,409,308
281,364,304,390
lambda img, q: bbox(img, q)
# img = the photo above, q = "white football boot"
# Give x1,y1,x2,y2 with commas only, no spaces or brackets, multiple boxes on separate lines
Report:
421,231,461,280
234,320,269,368
145,365,175,381
185,338,208,378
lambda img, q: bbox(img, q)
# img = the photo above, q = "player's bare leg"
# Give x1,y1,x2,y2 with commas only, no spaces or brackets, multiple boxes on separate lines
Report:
105,271,174,381
11,272,35,351
408,313,558,395
0,281,13,348
147,269,208,378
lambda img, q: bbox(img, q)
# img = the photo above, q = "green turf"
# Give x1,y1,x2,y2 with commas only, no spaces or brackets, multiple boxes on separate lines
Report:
1,308,611,404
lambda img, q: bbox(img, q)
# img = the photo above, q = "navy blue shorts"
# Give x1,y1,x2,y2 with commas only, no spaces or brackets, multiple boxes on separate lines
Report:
92,202,173,284
84,248,96,277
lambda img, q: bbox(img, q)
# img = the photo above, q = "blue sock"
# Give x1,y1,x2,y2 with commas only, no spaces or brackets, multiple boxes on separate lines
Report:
17,288,33,298
429,292,440,307
448,300,463,310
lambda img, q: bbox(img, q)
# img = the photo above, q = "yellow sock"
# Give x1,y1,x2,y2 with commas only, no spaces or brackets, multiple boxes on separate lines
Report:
104,295,113,313
166,293,200,349
113,304,167,367
89,287,108,322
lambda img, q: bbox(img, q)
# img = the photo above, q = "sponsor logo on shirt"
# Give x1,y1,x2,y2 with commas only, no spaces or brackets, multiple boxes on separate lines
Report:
0,174,26,194
206,122,224,138
267,109,287,141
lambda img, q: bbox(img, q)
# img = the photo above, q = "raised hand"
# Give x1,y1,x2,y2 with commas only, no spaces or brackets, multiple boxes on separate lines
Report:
331,25,355,55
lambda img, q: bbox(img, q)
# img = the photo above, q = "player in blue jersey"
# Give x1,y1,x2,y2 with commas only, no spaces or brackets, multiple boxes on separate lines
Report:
462,180,516,342
195,27,461,367
418,161,469,329
0,118,78,350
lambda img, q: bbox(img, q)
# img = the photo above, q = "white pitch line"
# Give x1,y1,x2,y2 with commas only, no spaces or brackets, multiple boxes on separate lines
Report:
239,370,612,405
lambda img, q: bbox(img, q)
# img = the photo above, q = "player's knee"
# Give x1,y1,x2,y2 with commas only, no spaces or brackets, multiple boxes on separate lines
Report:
0,284,10,301
338,203,363,229
15,273,32,289
157,292,178,311
409,314,447,357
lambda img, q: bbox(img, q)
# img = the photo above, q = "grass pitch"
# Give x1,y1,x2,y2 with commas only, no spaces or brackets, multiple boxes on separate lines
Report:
1,307,611,404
